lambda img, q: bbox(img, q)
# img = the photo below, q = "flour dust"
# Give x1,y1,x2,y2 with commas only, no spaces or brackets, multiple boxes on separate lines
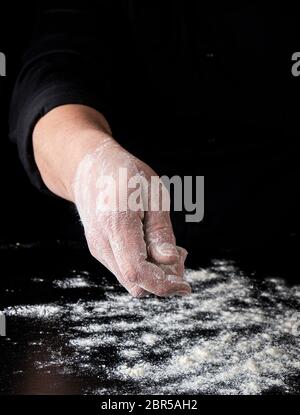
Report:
4,260,300,395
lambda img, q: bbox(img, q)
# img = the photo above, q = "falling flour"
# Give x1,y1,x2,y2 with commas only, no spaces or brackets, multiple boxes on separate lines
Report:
4,259,300,395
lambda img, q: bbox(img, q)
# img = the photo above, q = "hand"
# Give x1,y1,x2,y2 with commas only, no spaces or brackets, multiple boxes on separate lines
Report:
33,104,191,297
72,136,191,297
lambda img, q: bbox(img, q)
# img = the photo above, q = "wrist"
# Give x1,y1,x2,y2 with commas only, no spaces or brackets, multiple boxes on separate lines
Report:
33,104,114,201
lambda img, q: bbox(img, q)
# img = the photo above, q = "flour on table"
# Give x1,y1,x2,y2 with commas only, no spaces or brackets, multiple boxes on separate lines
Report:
5,304,62,319
4,260,300,395
140,333,159,346
117,362,151,378
53,277,90,289
53,271,95,289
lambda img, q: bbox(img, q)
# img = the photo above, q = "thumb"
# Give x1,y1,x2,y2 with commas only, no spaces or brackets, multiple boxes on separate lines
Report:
144,210,179,265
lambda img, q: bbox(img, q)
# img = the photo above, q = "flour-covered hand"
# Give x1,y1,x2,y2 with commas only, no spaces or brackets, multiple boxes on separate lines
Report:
73,136,191,297
33,104,191,297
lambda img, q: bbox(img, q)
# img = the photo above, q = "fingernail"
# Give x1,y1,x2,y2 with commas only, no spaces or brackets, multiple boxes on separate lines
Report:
175,290,191,297
167,279,192,296
180,247,188,261
178,281,192,294
166,290,191,297
156,243,179,257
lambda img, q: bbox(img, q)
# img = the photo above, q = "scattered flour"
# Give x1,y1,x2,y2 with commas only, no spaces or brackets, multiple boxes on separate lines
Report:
53,277,89,289
4,260,300,395
119,349,141,359
141,333,160,346
53,273,94,289
69,335,117,349
117,362,151,378
5,304,62,319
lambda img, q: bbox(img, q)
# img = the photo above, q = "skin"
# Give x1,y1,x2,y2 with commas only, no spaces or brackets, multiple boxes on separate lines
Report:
33,104,191,297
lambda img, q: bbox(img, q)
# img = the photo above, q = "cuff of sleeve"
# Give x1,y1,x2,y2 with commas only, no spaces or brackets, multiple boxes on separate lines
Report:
16,84,109,196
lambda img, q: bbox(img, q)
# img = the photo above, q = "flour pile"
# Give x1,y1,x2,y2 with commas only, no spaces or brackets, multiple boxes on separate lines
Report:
4,260,300,395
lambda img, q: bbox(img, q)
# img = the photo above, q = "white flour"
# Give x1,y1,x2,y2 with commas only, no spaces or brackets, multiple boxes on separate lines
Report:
5,304,62,319
53,276,93,289
4,260,300,395
141,333,160,346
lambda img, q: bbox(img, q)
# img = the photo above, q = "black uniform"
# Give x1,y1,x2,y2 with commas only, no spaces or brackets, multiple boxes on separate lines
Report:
8,1,299,249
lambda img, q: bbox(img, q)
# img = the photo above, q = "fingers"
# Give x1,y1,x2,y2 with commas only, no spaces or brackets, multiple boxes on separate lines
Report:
144,210,179,265
86,228,148,298
151,246,188,280
103,250,149,298
175,246,188,277
133,261,191,297
108,212,191,297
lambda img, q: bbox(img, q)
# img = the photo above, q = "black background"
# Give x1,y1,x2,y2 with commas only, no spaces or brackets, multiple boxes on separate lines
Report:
0,1,300,400
0,1,299,266
0,4,79,243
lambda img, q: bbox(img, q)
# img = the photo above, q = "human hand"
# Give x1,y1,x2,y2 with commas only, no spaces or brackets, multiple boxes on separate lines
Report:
73,136,191,297
33,104,191,297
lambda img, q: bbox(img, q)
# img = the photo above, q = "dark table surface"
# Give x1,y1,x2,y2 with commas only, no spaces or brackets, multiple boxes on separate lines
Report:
0,240,299,395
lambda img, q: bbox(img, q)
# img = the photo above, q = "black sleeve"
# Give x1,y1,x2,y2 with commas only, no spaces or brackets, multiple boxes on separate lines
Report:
9,2,115,194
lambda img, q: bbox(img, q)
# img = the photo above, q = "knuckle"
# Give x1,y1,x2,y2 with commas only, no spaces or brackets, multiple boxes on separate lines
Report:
147,226,175,244
122,267,139,283
105,211,135,232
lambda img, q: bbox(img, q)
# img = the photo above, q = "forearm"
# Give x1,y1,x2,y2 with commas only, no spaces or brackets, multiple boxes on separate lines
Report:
32,104,114,201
